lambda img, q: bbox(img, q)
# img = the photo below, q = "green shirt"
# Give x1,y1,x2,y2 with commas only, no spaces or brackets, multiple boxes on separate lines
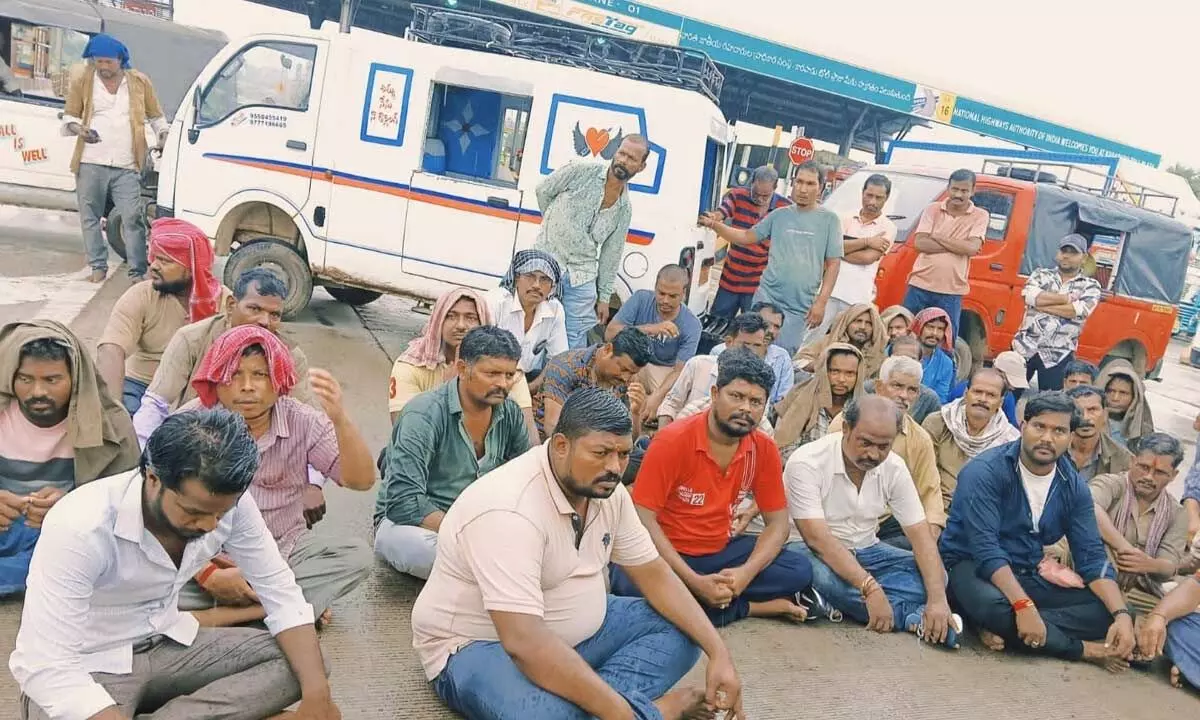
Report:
753,205,843,315
375,379,531,527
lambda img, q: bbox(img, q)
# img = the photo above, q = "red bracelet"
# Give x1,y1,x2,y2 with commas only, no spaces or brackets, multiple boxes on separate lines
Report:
1011,598,1035,612
195,563,218,588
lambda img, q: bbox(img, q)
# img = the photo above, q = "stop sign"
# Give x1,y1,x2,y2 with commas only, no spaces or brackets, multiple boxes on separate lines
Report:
788,136,815,165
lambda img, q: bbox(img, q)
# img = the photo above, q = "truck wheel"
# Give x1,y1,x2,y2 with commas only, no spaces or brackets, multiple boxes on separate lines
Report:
223,239,313,318
326,286,382,307
105,208,128,261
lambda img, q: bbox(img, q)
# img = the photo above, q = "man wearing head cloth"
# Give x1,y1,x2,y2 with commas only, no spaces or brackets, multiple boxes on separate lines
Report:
97,218,230,416
487,250,568,380
62,33,169,282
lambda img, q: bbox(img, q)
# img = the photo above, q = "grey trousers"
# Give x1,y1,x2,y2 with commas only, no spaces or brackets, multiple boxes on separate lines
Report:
178,531,372,617
21,627,308,719
77,162,147,275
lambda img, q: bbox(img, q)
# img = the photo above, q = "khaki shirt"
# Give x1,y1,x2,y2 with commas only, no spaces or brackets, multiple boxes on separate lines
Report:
1089,472,1189,584
829,411,946,527
99,282,232,384
410,444,658,680
922,411,971,512
387,358,532,415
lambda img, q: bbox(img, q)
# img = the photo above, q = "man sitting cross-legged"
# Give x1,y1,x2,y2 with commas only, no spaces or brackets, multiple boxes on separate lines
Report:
939,391,1137,666
612,348,813,626
11,409,339,720
177,325,376,628
785,395,962,647
411,388,744,720
376,326,531,580
1136,569,1200,691
774,342,864,460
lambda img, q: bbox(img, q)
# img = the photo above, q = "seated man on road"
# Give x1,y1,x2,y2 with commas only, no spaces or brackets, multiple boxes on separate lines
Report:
11,409,338,720
912,308,956,403
796,303,888,380
922,368,1019,513
1066,385,1133,481
178,326,376,627
1063,359,1099,391
877,334,941,423
880,305,915,345
829,355,945,547
1097,359,1155,449
134,267,311,444
376,327,531,580
1088,432,1189,616
709,309,794,407
774,343,864,460
939,391,1136,666
488,249,567,381
786,395,961,647
97,218,229,415
0,321,140,596
1137,569,1200,690
613,349,812,626
535,327,653,439
410,388,744,720
1186,418,1200,563
605,265,701,419
946,350,1026,428
657,313,775,432
389,287,538,441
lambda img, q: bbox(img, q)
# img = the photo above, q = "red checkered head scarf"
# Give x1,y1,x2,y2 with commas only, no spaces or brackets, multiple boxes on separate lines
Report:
149,218,221,322
912,307,955,353
191,325,298,407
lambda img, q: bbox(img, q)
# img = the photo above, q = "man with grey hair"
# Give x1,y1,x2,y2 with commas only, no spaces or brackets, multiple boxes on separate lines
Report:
828,355,945,546
707,166,791,319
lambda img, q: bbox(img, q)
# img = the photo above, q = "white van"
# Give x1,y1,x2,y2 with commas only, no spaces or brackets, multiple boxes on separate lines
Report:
156,7,734,316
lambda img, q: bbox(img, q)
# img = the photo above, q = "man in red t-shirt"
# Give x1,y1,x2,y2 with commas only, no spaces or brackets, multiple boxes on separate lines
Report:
610,348,812,626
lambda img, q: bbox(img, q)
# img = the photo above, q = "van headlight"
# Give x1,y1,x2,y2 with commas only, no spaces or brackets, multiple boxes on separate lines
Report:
623,252,649,279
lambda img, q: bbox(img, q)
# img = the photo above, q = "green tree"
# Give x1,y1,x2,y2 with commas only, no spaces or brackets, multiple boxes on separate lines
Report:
1167,163,1200,198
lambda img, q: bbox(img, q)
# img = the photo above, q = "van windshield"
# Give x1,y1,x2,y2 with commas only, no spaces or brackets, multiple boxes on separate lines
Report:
823,170,946,240
1,21,89,102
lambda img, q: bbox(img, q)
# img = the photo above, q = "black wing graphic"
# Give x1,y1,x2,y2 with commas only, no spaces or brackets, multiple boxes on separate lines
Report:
601,128,625,159
572,122,588,156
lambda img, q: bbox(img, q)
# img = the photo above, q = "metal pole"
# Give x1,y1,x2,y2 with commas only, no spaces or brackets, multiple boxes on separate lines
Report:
339,0,352,33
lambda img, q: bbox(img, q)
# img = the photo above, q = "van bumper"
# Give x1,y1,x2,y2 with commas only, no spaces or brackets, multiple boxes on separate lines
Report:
155,205,175,219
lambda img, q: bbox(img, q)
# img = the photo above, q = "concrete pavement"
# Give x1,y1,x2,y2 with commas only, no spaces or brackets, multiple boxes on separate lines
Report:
0,213,1197,717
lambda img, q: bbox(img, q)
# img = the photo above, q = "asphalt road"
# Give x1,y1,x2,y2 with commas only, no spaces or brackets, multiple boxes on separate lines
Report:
0,210,1197,717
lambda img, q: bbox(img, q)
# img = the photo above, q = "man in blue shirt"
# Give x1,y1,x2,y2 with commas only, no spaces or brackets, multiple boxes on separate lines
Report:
607,265,701,420
912,308,956,403
940,391,1136,665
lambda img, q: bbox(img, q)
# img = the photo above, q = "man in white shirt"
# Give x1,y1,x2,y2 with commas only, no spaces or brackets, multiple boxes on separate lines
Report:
10,409,339,720
784,395,960,647
808,174,897,341
488,249,568,380
62,34,169,283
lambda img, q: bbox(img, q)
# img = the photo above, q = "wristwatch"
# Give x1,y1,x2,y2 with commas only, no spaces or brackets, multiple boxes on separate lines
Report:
1110,607,1132,620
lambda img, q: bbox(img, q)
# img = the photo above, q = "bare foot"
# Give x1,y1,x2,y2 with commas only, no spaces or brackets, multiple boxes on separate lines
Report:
88,269,106,283
653,686,712,720
1171,665,1183,689
1081,641,1123,668
1103,656,1131,674
979,629,1005,652
748,597,809,622
316,608,333,629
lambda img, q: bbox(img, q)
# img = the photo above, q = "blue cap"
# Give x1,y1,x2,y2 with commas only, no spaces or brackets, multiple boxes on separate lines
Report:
1059,233,1087,253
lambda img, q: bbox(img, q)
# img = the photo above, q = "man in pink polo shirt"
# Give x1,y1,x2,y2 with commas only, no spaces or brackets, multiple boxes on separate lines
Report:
902,169,990,338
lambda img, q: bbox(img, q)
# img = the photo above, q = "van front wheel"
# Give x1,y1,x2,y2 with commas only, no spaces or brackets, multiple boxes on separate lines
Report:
223,239,314,318
326,286,382,307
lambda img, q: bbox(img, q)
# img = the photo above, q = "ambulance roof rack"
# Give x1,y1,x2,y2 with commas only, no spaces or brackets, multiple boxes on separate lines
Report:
406,4,724,103
981,158,1181,218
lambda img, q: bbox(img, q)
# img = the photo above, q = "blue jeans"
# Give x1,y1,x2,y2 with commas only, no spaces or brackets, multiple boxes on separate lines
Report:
123,377,149,416
902,286,963,338
787,540,931,630
76,163,148,275
0,517,41,596
561,271,600,350
708,287,755,320
1167,612,1200,689
611,534,813,627
432,596,699,719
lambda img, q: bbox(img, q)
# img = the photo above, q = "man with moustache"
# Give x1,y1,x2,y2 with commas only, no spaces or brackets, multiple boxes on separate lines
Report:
376,327,532,579
11,410,339,720
612,349,813,626
1012,234,1102,391
1097,360,1155,450
882,335,942,424
774,344,864,459
0,321,140,596
535,136,651,349
1066,385,1132,482
707,166,792,319
912,308,956,403
939,391,1136,666
488,250,567,380
411,388,744,719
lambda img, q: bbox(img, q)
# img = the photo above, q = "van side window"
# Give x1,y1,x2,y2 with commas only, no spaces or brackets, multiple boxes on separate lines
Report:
0,21,88,102
421,83,531,187
198,42,316,125
972,190,1015,241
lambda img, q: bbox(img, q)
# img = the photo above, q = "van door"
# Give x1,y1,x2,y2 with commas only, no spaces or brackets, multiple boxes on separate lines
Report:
172,38,327,227
401,83,529,288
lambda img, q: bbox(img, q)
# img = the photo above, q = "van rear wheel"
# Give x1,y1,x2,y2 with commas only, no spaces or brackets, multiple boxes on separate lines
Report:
326,286,383,307
223,239,313,319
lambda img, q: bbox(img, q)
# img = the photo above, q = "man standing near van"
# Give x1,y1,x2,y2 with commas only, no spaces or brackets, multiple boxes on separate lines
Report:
708,166,792,319
62,34,169,284
535,135,650,349
902,169,989,338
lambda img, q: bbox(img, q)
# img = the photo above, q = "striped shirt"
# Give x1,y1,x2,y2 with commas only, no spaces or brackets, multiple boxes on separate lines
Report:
0,403,75,495
717,187,791,294
180,396,340,556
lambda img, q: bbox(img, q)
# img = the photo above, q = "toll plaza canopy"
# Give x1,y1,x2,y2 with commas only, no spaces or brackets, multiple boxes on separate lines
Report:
274,0,1161,167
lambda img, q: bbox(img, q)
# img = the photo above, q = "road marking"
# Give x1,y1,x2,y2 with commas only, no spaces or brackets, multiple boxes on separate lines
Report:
0,263,115,327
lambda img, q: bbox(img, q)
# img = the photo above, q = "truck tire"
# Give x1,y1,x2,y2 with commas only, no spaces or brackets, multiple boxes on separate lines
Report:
223,240,313,318
105,208,128,262
326,286,383,307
